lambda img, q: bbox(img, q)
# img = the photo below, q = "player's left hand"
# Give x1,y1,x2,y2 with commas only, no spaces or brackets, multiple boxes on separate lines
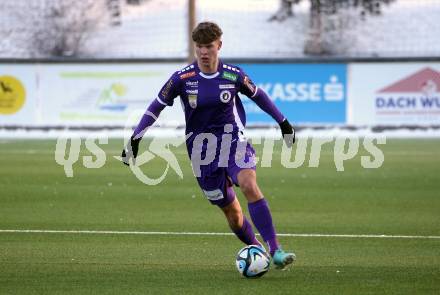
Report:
121,136,141,166
279,119,295,148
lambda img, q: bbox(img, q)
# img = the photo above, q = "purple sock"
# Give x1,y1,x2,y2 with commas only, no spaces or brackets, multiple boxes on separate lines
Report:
232,216,260,246
248,198,280,256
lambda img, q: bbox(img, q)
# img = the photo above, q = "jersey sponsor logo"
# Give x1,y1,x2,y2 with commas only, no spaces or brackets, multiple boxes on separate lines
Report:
222,71,238,82
180,71,196,80
219,84,235,89
160,79,173,99
243,75,256,94
186,89,198,95
202,189,224,201
188,94,197,108
186,80,198,87
220,90,232,103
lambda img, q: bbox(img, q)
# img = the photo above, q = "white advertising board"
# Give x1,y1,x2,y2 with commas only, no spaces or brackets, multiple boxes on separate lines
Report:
348,63,440,125
38,63,185,126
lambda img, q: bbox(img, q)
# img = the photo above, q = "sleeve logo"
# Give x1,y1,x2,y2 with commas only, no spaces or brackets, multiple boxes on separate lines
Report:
243,76,256,94
180,71,196,80
160,79,173,99
222,71,238,82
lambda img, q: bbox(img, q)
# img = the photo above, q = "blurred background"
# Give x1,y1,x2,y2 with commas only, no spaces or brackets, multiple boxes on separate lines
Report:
1,0,439,59
0,0,439,136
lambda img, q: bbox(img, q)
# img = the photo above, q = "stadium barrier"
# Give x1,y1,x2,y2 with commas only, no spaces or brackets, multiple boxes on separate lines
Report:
1,60,439,129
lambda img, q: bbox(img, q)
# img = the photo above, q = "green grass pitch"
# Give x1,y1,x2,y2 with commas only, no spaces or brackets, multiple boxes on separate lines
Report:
1,138,439,294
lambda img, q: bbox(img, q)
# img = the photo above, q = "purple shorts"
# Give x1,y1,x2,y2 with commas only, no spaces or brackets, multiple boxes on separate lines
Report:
194,141,256,208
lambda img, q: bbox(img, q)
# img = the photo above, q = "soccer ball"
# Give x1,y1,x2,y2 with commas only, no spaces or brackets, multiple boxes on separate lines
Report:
235,245,271,278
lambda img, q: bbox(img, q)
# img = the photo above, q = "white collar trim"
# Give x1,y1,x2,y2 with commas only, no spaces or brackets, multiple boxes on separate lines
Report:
199,71,219,79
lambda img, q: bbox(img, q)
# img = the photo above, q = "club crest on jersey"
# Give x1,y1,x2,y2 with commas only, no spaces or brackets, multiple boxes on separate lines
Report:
188,94,197,108
220,90,232,103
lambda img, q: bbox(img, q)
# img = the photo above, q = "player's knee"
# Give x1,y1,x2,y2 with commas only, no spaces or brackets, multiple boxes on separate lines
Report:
239,179,259,198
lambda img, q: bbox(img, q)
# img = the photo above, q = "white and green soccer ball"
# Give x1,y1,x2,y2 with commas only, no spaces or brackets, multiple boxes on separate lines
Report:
235,245,271,278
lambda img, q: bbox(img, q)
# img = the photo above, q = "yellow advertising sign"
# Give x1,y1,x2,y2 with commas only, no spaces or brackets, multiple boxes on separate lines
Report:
0,75,26,115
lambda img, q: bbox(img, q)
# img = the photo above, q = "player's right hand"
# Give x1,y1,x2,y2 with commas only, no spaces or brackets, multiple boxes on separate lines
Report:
279,119,295,148
121,136,141,166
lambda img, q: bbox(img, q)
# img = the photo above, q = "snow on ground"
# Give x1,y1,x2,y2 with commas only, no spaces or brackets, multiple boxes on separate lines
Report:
1,0,439,58
350,0,440,57
52,0,440,58
83,0,188,58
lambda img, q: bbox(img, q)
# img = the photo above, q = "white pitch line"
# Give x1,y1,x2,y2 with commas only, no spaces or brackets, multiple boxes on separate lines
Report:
0,229,439,240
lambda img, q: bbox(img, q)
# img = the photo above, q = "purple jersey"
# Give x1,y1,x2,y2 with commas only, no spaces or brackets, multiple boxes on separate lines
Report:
137,60,285,207
157,61,256,145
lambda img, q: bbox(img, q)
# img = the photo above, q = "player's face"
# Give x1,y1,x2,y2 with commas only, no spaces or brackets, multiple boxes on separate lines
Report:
195,39,222,70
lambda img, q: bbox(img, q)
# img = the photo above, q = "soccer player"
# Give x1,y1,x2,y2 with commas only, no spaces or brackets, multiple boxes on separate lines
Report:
122,22,296,269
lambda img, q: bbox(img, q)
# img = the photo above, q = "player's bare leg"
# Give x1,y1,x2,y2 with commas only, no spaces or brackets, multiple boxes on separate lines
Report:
221,198,243,231
237,169,296,269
